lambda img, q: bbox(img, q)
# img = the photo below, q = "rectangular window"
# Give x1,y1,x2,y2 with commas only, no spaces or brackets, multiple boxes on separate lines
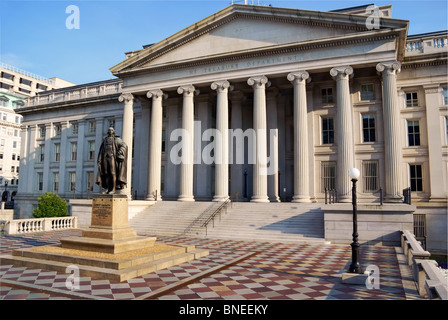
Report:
322,117,334,144
54,124,61,136
363,160,379,192
38,172,43,191
88,141,95,160
321,88,334,104
70,172,76,192
362,114,376,142
39,125,46,138
446,117,448,144
410,164,423,192
53,172,59,192
71,142,77,161
87,172,94,192
89,120,96,133
407,120,420,146
443,87,448,105
360,84,374,101
55,143,60,161
406,92,419,107
413,214,426,242
71,122,78,135
321,161,336,192
162,130,166,152
39,144,45,162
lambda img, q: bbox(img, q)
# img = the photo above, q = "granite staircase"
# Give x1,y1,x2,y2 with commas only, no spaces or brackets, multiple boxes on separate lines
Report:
129,201,328,244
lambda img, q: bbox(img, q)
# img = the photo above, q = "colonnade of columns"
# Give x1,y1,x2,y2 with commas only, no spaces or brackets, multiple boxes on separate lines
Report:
118,61,403,202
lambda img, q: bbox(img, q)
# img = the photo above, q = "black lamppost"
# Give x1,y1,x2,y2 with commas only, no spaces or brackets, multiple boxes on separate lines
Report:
348,168,361,273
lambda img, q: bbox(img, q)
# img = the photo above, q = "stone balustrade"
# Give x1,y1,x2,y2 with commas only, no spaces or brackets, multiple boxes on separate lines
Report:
26,80,122,107
400,230,447,300
4,216,78,235
406,35,447,56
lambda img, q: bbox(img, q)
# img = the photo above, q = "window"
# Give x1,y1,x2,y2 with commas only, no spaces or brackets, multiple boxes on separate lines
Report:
12,154,16,160
38,144,45,162
54,124,61,136
107,119,115,130
88,141,95,160
53,172,59,192
446,117,448,144
37,172,43,191
406,92,419,107
362,114,376,142
443,87,448,105
71,142,77,161
321,88,334,104
414,214,426,244
322,117,334,144
54,143,60,162
360,84,374,101
407,120,420,146
410,164,423,192
70,172,76,192
87,172,94,192
321,161,336,192
71,122,78,135
39,125,46,138
0,153,3,159
162,130,166,152
363,161,379,192
13,141,17,148
89,120,96,133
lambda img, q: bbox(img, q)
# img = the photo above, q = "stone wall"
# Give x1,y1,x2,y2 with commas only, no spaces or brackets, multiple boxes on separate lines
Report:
323,203,415,246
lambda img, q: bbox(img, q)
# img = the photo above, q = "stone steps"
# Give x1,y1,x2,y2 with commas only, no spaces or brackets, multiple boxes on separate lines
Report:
0,244,209,282
129,200,328,244
192,202,328,243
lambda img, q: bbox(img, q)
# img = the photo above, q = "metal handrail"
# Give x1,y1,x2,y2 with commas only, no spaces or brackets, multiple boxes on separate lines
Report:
201,191,238,235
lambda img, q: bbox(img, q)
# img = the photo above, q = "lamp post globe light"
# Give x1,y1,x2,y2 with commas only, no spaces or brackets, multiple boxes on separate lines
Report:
348,168,361,273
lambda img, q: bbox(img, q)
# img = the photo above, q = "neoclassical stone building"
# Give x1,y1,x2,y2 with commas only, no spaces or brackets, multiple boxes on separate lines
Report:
15,4,447,228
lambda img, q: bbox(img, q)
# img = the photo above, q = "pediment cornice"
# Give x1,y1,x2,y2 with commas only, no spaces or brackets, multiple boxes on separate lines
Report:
110,4,408,76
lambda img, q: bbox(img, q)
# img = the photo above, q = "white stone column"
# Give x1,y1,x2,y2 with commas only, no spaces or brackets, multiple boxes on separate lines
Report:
211,80,231,201
247,75,270,203
288,71,312,203
146,89,166,201
376,61,403,202
177,85,197,201
330,66,354,202
119,93,134,198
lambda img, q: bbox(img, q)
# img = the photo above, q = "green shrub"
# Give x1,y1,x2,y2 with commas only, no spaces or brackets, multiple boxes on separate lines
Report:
33,192,68,218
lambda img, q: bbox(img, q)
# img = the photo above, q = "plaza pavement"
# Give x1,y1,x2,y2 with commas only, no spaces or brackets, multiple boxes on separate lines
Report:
0,229,421,301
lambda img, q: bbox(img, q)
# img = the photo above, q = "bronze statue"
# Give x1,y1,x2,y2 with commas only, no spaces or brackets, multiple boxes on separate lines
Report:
96,127,128,194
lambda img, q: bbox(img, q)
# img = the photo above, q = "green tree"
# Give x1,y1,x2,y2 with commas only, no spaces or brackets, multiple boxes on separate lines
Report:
33,192,68,218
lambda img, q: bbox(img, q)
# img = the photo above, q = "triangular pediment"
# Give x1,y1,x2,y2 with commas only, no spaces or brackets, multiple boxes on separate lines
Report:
110,4,408,75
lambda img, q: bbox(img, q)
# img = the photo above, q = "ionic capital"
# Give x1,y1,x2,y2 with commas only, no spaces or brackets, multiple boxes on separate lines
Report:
376,61,401,75
330,66,354,79
118,93,134,103
247,75,271,89
177,85,199,97
147,89,167,100
211,80,233,93
287,71,311,84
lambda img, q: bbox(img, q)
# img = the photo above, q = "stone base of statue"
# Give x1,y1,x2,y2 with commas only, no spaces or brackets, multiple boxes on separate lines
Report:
1,194,208,282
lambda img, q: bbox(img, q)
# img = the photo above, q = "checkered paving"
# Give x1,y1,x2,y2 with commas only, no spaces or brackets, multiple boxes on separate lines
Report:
0,230,420,300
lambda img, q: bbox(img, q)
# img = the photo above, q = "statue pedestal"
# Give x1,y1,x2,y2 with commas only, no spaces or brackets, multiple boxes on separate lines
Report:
61,194,156,254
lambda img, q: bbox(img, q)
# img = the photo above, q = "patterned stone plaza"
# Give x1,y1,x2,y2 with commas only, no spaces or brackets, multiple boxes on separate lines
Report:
0,229,420,300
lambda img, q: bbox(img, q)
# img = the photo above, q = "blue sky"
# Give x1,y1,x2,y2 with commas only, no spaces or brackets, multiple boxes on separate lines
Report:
1,0,447,85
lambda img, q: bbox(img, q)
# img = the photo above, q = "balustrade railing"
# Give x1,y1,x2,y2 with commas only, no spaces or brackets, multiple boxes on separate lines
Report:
400,230,447,300
4,216,78,235
26,80,122,107
406,34,447,55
